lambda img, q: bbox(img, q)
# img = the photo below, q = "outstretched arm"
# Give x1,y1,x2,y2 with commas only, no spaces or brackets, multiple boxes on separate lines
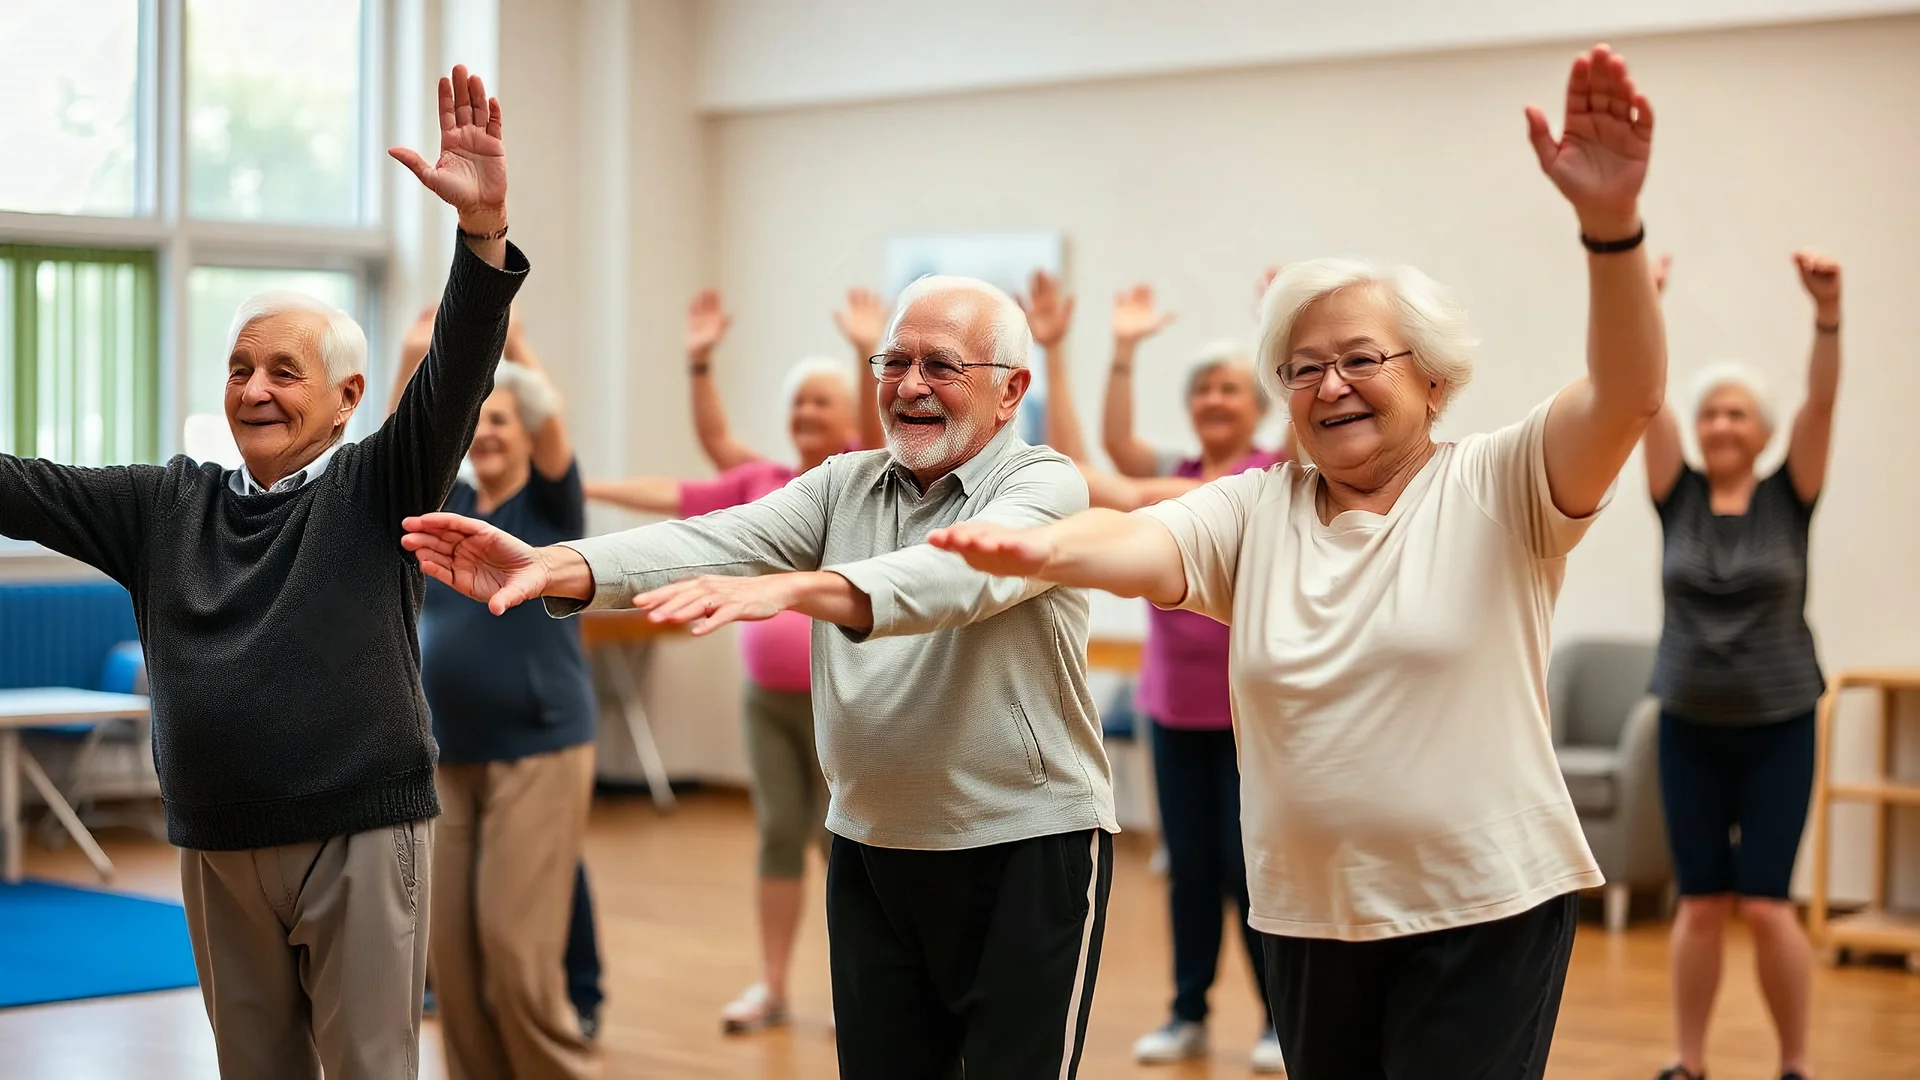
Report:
684,289,761,472
373,65,527,528
835,288,888,450
1076,466,1204,512
1638,253,1685,503
1020,270,1091,462
584,477,683,516
1102,284,1175,477
929,510,1187,606
1785,250,1842,503
501,314,575,481
1528,44,1667,519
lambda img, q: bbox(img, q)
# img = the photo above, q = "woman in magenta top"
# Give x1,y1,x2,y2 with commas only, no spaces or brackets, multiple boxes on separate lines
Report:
1024,271,1289,1072
587,286,878,1033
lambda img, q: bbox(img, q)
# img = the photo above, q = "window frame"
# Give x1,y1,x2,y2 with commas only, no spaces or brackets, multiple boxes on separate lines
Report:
0,0,396,462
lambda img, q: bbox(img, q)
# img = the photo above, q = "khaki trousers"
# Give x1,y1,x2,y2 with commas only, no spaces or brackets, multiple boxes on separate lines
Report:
431,742,600,1080
180,819,433,1080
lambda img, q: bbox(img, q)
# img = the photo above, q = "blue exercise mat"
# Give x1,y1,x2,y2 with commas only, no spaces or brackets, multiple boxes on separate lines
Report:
0,879,199,1008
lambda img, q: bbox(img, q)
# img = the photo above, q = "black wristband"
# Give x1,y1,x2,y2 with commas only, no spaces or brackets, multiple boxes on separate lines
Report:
1580,222,1645,254
689,362,711,376
457,222,509,241
1815,321,1841,334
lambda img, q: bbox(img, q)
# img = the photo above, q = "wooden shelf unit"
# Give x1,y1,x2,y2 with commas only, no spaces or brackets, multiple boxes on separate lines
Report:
1808,668,1920,967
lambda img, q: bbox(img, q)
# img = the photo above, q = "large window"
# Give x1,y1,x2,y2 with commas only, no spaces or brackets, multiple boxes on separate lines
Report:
0,0,388,470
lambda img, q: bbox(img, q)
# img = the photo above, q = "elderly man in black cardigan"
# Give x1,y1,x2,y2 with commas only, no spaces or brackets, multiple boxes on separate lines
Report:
0,65,526,1080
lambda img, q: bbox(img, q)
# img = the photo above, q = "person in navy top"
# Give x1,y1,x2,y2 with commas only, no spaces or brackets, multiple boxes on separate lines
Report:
394,306,602,1079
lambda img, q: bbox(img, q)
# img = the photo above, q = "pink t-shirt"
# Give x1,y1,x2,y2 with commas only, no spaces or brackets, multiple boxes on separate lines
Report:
1136,446,1287,730
678,460,813,693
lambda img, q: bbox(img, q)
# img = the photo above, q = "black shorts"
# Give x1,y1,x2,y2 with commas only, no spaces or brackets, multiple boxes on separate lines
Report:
1657,710,1815,899
1261,892,1579,1080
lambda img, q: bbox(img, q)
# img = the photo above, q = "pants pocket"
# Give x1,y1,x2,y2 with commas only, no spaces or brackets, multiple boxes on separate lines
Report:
1050,831,1093,924
391,821,423,910
1011,703,1048,786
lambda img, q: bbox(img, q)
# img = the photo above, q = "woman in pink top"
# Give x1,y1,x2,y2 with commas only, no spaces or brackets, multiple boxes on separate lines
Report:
587,287,880,1033
1022,270,1289,1072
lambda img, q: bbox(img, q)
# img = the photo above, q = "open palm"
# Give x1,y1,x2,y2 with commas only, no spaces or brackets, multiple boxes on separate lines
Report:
834,288,887,352
400,513,549,615
390,65,507,216
685,289,732,355
1526,45,1652,230
927,521,1053,578
1112,284,1174,345
1021,270,1075,348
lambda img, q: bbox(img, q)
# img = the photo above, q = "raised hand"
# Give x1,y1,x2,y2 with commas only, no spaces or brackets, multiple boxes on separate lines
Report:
1020,270,1075,348
834,288,887,355
1651,252,1673,295
1794,250,1841,312
926,521,1055,578
631,574,799,636
1112,284,1175,346
389,65,507,227
685,289,732,358
1525,44,1652,237
400,513,550,615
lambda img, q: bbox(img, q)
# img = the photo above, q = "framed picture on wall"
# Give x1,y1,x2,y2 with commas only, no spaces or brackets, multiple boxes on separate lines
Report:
883,231,1063,445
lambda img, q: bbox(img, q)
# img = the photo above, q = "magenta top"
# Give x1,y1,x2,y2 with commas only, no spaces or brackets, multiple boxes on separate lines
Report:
678,459,813,694
1135,446,1287,730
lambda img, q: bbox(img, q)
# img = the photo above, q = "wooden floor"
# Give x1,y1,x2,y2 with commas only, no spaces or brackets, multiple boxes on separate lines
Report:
3,789,1917,1079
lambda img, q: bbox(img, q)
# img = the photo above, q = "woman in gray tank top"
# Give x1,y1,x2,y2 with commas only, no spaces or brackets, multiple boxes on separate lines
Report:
1643,252,1843,1080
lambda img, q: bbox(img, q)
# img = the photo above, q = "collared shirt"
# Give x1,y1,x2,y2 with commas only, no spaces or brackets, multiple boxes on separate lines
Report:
553,423,1117,851
228,438,349,497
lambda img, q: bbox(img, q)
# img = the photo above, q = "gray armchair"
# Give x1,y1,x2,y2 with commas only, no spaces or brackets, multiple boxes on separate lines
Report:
1548,640,1670,931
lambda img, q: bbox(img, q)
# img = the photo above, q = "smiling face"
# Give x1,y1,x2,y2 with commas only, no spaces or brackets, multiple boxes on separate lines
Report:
1282,285,1440,482
879,289,1029,484
467,387,534,487
788,373,857,463
225,310,363,485
1695,383,1770,481
1187,361,1264,459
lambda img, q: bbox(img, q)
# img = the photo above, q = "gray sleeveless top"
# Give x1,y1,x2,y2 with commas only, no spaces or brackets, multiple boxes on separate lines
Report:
1651,465,1825,725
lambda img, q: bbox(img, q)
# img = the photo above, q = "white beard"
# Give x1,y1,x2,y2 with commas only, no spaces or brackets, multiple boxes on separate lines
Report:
884,402,980,473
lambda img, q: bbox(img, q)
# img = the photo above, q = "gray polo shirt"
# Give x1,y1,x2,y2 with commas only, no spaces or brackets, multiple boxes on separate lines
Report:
553,423,1117,850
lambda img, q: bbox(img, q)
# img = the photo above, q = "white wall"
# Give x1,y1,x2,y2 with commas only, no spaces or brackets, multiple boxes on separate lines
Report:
696,0,1920,112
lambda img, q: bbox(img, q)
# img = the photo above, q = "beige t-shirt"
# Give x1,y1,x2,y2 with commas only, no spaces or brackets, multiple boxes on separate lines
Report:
1140,398,1604,941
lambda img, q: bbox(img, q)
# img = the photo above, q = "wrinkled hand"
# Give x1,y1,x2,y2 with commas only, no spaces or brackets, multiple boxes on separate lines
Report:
389,66,507,221
1112,283,1175,345
834,288,887,354
631,574,798,636
1650,252,1672,295
400,513,549,615
1794,250,1841,310
1020,270,1075,348
685,289,731,357
926,521,1055,578
1525,44,1652,236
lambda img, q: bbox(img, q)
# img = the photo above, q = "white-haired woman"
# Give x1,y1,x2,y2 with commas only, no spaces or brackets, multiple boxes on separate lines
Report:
585,287,869,1033
392,307,600,1079
926,45,1664,1078
1020,268,1287,1072
1644,252,1841,1080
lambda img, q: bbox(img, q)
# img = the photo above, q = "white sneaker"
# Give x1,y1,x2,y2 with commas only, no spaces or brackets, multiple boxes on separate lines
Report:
1133,1019,1209,1063
1251,1029,1288,1074
719,983,788,1034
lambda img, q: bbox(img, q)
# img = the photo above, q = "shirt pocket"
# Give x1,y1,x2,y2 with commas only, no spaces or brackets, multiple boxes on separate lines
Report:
1011,703,1048,786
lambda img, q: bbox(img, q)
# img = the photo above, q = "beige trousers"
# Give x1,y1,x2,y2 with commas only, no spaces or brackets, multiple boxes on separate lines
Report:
431,742,600,1080
180,819,433,1080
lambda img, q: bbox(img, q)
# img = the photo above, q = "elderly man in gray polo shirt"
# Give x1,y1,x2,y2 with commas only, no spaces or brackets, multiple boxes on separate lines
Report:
402,273,1118,1078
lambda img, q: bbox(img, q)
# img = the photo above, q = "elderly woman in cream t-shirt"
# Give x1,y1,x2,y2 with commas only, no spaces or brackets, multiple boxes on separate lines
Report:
931,44,1665,1079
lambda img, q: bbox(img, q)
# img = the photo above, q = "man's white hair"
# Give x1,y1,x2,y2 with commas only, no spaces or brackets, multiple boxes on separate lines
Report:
1688,361,1776,431
490,360,560,431
883,275,1032,381
1255,258,1477,419
780,356,855,408
225,291,368,385
1185,340,1270,414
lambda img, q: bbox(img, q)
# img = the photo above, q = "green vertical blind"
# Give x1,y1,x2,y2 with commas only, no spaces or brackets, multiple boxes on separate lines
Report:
0,245,159,465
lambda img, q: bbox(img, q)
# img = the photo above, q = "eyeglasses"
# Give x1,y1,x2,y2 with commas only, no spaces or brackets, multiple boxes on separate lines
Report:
1276,349,1412,391
868,354,1015,385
